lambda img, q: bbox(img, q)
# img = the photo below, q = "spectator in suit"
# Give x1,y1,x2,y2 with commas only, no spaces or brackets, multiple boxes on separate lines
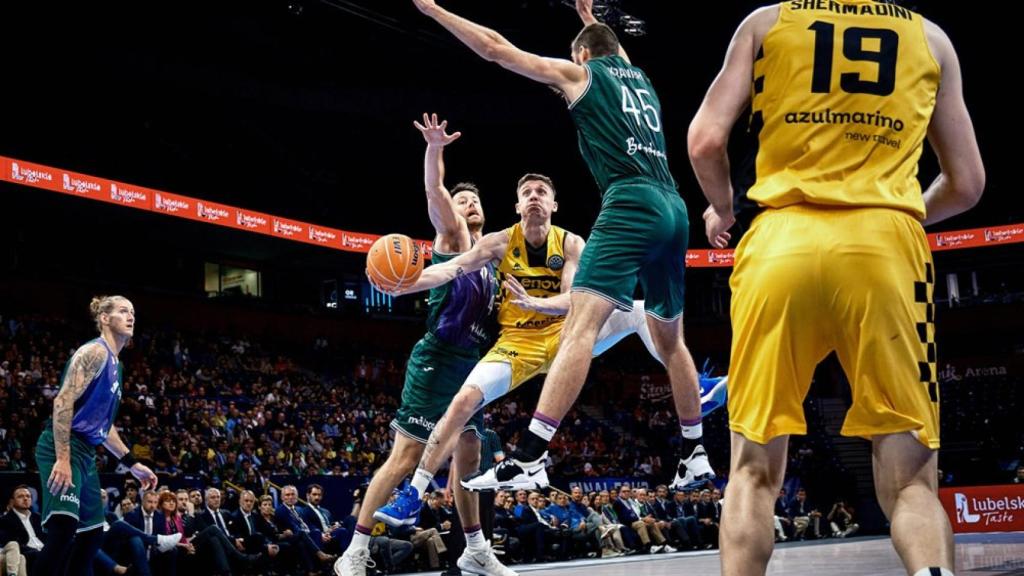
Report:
788,488,822,540
651,485,697,550
95,488,181,576
197,488,233,537
613,485,667,554
229,490,279,558
274,485,333,574
253,494,297,574
512,492,552,563
172,487,261,576
299,484,345,554
668,490,704,549
0,486,43,571
696,490,720,548
773,488,793,542
635,489,676,553
174,491,194,519
588,492,627,557
410,492,449,569
124,491,164,539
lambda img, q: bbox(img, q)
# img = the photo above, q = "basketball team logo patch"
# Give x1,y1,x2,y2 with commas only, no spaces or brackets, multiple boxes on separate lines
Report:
547,255,564,270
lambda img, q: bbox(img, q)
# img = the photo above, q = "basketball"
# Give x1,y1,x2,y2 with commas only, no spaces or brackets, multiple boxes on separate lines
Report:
366,233,424,292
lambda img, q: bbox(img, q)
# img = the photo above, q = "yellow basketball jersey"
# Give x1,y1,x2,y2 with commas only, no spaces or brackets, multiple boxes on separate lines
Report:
748,0,940,219
497,223,568,331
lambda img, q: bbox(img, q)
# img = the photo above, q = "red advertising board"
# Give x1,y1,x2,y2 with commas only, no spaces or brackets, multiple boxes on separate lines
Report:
939,484,1024,533
3,154,1022,263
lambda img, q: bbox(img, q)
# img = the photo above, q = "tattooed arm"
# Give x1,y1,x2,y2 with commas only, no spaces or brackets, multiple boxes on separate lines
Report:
48,342,106,495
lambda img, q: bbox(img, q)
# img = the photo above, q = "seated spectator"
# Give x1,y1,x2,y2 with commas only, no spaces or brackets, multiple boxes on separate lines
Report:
229,490,280,558
788,488,822,540
827,500,859,538
773,488,793,542
96,488,181,576
0,486,43,571
299,483,346,555
409,492,449,570
274,484,335,573
614,485,668,554
696,490,720,548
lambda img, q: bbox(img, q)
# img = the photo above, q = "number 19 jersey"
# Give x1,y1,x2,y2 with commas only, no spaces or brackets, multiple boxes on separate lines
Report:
570,54,676,193
749,0,939,219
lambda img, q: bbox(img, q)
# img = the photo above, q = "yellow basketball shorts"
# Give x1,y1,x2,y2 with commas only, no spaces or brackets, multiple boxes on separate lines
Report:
728,205,940,448
480,324,563,391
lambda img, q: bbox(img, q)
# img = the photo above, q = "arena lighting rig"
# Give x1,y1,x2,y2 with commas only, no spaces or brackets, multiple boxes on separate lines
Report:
559,0,646,36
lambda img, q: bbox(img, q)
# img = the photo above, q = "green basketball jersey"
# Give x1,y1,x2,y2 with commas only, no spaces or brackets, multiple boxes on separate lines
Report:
569,54,676,192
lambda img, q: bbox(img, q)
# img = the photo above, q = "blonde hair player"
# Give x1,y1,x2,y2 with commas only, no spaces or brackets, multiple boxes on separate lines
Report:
34,296,159,576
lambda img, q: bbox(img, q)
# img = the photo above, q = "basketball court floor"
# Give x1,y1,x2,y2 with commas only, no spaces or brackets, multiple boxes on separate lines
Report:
397,532,1024,576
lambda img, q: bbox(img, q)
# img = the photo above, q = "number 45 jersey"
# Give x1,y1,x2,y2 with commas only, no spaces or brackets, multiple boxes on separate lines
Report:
570,54,677,194
750,0,939,219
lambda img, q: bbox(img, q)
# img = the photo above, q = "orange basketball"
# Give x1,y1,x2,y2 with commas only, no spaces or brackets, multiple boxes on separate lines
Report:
366,234,424,292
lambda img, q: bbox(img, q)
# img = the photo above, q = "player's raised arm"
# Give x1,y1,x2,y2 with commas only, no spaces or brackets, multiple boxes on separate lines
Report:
413,0,587,98
575,0,630,64
920,20,985,226
688,7,774,248
415,113,471,253
378,230,508,295
504,232,584,316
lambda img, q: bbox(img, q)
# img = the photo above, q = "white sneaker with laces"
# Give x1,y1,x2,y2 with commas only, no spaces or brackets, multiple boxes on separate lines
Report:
334,547,376,576
669,445,716,491
156,533,182,553
461,453,549,492
457,544,518,576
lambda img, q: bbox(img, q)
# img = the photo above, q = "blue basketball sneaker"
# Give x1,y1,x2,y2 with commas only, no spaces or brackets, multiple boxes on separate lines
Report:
373,483,421,528
699,370,728,417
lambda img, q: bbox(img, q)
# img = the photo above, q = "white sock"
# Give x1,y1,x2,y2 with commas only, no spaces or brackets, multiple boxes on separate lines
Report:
631,302,663,365
912,569,954,576
465,528,486,550
681,422,703,439
528,416,558,442
411,468,433,496
350,531,371,551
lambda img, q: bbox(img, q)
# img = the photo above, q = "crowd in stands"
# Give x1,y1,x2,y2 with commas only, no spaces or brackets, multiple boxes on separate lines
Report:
1,311,1019,573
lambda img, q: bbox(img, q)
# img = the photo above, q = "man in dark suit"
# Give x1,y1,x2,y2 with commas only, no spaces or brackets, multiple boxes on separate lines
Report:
787,488,822,540
275,484,333,571
613,485,664,553
650,485,697,550
298,484,345,554
229,490,278,558
124,491,165,539
0,486,43,570
197,488,233,537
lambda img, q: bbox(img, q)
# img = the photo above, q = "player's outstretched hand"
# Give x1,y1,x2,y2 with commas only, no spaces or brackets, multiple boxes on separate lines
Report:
412,0,438,15
414,113,461,147
576,0,597,24
131,463,159,491
703,205,735,249
505,276,540,311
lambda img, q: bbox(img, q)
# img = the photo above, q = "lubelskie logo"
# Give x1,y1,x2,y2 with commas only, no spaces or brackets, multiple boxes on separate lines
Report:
955,492,1023,526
